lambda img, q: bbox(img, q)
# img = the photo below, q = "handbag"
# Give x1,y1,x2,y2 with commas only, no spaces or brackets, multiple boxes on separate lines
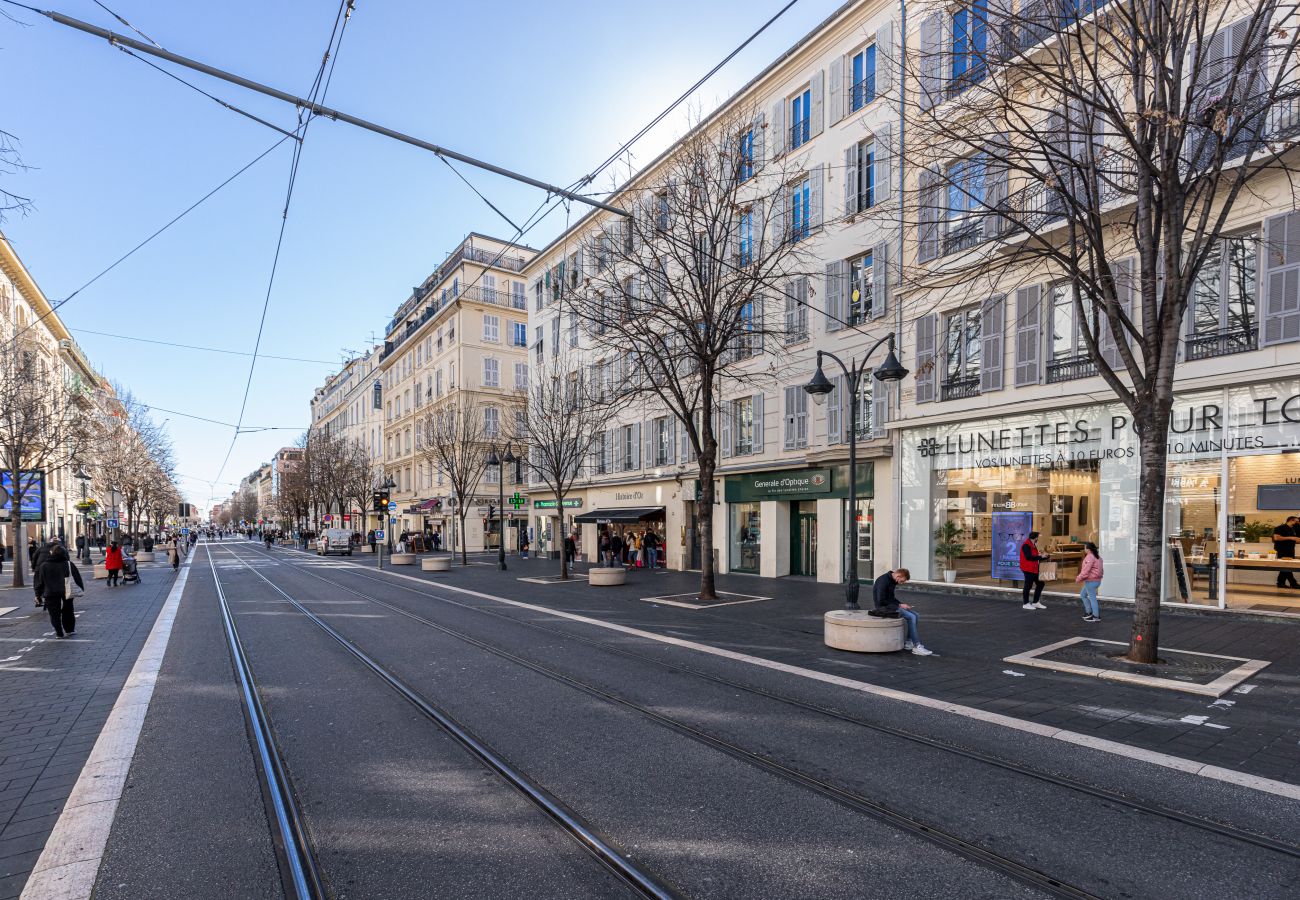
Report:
65,561,84,598
1039,561,1059,582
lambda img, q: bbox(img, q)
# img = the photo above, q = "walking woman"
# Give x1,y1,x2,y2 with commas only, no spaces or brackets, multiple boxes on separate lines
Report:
34,539,83,638
1019,531,1049,610
1075,542,1104,622
104,541,124,587
168,537,180,571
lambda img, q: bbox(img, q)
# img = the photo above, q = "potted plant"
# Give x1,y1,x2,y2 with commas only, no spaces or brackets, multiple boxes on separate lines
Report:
1242,521,1274,544
933,520,966,584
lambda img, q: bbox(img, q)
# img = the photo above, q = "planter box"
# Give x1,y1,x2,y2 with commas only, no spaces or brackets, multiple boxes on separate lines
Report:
93,564,109,580
422,556,451,572
588,567,627,586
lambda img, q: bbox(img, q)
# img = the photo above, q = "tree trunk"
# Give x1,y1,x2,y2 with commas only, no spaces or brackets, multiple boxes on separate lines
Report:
8,464,24,588
1128,411,1171,664
697,458,717,601
458,510,468,566
557,493,568,580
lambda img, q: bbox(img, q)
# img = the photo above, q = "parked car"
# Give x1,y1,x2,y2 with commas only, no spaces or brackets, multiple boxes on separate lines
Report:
316,528,354,556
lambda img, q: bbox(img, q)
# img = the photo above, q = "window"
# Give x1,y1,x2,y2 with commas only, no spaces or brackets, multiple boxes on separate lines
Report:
784,277,809,343
435,369,443,396
414,383,423,408
448,320,456,344
568,312,579,348
1188,234,1258,357
449,362,455,387
515,361,529,390
851,45,876,111
1049,283,1092,361
569,253,581,289
483,274,497,303
515,410,527,441
789,176,811,242
511,281,526,310
732,397,755,455
512,322,528,347
485,465,500,485
943,307,982,394
735,300,759,358
483,314,500,342
483,357,500,388
595,432,608,474
534,326,544,364
405,429,412,454
856,139,876,211
946,155,986,227
784,387,808,450
848,251,874,324
655,191,670,231
534,279,544,311
551,316,560,357
790,88,812,149
951,0,988,90
484,407,500,438
655,417,672,465
738,128,755,182
738,211,754,266
621,425,637,471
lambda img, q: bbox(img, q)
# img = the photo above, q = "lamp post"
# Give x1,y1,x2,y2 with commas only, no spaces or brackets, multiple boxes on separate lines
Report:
74,467,92,562
486,443,516,571
804,333,909,610
377,475,396,570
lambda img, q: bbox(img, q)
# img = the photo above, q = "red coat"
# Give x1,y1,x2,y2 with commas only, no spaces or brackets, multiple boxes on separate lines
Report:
105,546,123,570
1019,540,1042,575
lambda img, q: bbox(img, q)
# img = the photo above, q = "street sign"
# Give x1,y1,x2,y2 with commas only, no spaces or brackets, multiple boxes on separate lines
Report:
323,514,333,523
375,529,385,540
387,501,397,512
107,518,119,529
389,516,397,524
182,527,190,535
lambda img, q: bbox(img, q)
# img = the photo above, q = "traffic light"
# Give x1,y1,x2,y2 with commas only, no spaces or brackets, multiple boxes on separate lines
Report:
487,503,496,522
372,491,389,512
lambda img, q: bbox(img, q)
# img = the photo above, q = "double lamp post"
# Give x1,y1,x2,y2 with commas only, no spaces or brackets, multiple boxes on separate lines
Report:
486,443,516,571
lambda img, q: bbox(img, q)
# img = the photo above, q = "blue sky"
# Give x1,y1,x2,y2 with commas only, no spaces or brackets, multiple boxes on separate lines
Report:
0,0,833,512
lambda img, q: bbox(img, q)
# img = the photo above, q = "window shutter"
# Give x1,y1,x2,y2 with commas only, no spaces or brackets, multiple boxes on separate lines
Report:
752,113,766,170
752,393,765,453
795,389,808,448
720,404,733,459
1263,211,1300,346
871,241,890,320
988,0,1013,60
826,378,840,444
838,376,852,443
785,281,798,338
1101,259,1135,368
844,143,859,217
783,386,797,450
872,381,891,439
868,125,890,206
603,429,613,473
918,170,941,262
632,422,642,469
667,418,677,464
772,189,785,247
919,13,943,111
771,98,786,157
875,21,895,96
829,55,845,125
797,277,809,338
681,415,694,463
1014,285,1044,385
825,260,846,332
810,163,825,229
915,314,938,403
980,293,1006,392
985,139,1008,238
644,419,655,468
810,69,825,137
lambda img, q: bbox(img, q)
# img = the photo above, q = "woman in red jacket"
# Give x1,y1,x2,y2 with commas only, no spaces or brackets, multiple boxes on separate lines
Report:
104,541,124,587
1019,531,1050,610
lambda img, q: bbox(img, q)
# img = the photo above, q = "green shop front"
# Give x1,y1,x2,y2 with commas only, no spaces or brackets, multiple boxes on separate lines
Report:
718,464,875,583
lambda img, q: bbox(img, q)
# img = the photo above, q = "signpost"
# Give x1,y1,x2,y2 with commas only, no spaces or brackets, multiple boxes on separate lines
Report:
375,529,386,571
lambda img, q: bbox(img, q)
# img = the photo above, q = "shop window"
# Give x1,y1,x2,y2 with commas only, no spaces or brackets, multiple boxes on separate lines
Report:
942,307,981,399
1186,234,1258,360
730,502,762,573
1046,283,1099,382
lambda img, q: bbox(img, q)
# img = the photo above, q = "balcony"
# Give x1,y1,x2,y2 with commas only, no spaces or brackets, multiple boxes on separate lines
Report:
1046,354,1098,383
940,375,981,401
789,118,810,150
1185,327,1257,361
850,76,875,112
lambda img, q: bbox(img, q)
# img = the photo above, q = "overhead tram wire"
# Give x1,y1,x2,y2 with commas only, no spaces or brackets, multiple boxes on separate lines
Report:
69,328,336,364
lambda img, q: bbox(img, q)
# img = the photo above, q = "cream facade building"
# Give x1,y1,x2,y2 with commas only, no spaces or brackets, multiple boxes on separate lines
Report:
310,344,384,532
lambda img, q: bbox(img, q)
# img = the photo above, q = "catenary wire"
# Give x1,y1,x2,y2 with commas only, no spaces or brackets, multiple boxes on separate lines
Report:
69,328,337,364
90,0,159,46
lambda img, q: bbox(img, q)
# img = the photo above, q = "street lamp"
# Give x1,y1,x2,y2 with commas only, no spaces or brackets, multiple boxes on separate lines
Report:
486,443,516,571
804,332,909,610
74,467,92,562
378,475,397,568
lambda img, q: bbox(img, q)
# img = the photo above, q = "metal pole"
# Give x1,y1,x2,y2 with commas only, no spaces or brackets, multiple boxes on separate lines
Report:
40,11,630,218
846,366,861,610
498,460,507,571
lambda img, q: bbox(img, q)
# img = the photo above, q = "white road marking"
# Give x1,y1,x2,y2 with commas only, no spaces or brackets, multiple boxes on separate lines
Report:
1002,670,1027,677
1233,684,1256,694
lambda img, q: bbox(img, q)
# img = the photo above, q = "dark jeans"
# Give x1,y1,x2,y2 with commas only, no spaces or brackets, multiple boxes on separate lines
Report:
1021,572,1044,604
1278,554,1299,588
45,594,75,635
107,568,120,586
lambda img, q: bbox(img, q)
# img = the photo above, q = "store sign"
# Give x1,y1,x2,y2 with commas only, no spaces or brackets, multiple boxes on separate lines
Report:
533,498,582,509
727,468,832,502
0,470,46,522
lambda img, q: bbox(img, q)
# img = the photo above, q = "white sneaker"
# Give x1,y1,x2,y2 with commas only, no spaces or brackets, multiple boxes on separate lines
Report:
1022,603,1036,610
1033,602,1047,609
903,641,915,651
911,644,934,656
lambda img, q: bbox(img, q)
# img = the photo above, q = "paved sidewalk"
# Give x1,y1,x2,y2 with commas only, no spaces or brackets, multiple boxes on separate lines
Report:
0,558,175,899
334,549,1300,788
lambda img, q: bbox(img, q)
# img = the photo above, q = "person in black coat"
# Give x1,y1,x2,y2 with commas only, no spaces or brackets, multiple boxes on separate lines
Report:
34,541,83,638
872,568,933,656
30,540,50,609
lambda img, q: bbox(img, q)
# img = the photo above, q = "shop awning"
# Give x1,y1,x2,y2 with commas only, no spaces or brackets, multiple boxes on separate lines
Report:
573,506,665,524
416,498,442,511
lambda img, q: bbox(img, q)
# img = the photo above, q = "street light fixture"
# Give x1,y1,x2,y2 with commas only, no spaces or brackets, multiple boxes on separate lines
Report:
804,332,909,610
74,466,92,563
486,443,516,570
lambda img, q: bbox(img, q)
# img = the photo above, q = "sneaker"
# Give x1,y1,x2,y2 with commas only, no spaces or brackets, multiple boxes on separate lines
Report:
903,641,915,651
1022,603,1036,610
1087,616,1100,622
1033,602,1047,609
1081,614,1092,620
911,644,934,656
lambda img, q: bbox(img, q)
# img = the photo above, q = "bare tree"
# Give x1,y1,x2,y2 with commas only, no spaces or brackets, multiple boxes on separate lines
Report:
339,438,378,534
0,339,93,586
566,106,814,599
0,128,32,225
902,0,1300,661
419,403,488,566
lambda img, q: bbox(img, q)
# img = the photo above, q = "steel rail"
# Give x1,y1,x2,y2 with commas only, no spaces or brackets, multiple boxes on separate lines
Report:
216,545,678,900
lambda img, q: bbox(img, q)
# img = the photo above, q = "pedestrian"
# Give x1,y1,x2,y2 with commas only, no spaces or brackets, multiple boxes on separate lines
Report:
610,532,625,568
1019,531,1050,610
30,539,51,608
564,533,576,565
1272,516,1299,590
96,533,105,553
598,530,611,566
105,541,124,587
168,538,180,571
1075,542,1104,621
27,537,38,570
872,568,933,655
75,533,87,562
34,539,82,639
432,529,441,552
642,529,659,569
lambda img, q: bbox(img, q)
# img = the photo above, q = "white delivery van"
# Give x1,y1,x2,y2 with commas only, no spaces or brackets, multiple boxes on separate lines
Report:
316,528,354,556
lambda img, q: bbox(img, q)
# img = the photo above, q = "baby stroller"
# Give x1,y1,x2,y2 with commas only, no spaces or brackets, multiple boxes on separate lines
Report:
121,554,141,585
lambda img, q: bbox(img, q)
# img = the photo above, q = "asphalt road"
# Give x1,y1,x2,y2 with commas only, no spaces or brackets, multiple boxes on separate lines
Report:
95,542,1300,898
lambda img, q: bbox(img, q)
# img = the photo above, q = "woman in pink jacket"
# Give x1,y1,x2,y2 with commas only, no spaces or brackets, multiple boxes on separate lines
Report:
1075,542,1103,622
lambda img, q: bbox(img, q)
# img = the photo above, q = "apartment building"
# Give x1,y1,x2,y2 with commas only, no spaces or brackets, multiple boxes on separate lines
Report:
377,234,533,550
310,344,384,532
524,0,1300,615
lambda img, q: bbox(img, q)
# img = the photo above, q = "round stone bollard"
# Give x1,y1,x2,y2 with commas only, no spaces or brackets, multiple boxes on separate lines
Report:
823,610,906,653
588,567,627,586
422,556,451,572
389,553,416,566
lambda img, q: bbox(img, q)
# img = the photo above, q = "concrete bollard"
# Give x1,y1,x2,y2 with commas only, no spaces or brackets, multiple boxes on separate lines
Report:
422,556,451,572
823,610,906,652
588,567,627,586
389,553,416,566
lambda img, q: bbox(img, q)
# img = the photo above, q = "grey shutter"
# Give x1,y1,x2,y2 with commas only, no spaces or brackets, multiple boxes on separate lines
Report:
826,260,846,332
797,277,809,338
772,188,786,247
771,98,786,157
915,314,938,403
980,293,1006,392
1101,259,1135,367
720,404,733,459
838,376,852,444
872,381,891,439
810,163,825,229
795,390,808,448
875,122,893,204
1014,285,1044,386
827,377,841,445
919,13,943,111
875,21,895,96
644,419,655,468
871,241,890,319
574,248,585,278
752,112,766,169
604,429,613,473
680,415,693,463
752,393,765,453
918,170,941,262
667,418,677,464
810,69,825,137
783,387,797,450
844,143,859,216
985,136,1008,237
784,281,798,338
1263,211,1300,346
829,55,845,125
633,422,642,469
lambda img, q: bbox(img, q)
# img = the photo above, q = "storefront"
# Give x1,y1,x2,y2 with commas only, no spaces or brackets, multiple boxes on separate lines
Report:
530,496,583,559
717,463,876,583
900,379,1300,612
573,482,679,567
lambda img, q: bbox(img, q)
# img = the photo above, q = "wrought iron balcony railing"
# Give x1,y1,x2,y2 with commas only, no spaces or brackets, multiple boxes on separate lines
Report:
1185,327,1257,361
1046,353,1099,383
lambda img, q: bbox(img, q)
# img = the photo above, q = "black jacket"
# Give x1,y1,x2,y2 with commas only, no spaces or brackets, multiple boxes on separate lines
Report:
872,572,899,611
34,550,83,600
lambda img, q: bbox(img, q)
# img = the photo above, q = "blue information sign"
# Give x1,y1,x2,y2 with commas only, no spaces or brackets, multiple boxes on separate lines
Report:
375,529,385,541
991,511,1034,581
387,501,397,512
107,518,119,529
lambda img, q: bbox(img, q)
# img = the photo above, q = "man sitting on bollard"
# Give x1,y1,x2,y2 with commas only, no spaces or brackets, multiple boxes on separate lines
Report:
871,568,934,657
